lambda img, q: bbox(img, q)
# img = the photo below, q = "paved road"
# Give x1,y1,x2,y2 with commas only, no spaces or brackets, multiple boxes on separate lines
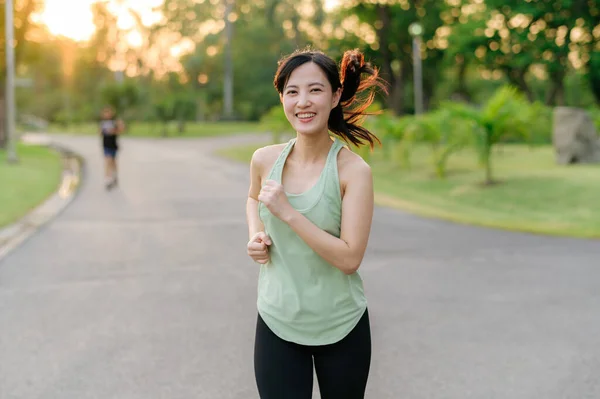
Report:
1,134,600,399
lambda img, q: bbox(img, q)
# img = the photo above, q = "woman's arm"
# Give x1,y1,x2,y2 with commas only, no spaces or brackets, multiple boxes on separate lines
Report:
246,148,273,264
247,149,265,239
259,157,374,275
246,198,263,239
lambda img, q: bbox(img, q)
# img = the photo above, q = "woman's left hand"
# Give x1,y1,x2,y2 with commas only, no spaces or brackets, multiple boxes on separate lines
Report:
259,180,294,221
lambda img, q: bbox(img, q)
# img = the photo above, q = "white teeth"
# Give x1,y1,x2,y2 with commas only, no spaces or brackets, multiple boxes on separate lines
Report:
297,113,316,118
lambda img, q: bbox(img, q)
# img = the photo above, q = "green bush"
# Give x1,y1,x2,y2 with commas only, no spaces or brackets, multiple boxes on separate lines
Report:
364,110,397,142
364,111,414,165
153,97,175,137
404,107,472,178
260,106,292,144
524,102,553,145
101,80,141,119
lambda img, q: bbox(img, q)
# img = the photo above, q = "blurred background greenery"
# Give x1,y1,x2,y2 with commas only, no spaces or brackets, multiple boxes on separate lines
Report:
1,0,598,132
1,0,600,237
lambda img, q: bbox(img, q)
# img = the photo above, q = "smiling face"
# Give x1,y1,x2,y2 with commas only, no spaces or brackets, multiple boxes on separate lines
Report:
281,62,342,137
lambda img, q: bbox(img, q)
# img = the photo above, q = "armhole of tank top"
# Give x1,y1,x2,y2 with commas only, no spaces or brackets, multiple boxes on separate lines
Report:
259,141,294,218
264,139,295,183
330,140,344,203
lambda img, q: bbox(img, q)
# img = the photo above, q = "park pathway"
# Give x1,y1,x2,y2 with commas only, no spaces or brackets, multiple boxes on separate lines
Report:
1,134,599,399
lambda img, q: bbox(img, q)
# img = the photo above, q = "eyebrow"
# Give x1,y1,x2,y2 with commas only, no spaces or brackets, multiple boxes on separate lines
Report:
285,82,326,90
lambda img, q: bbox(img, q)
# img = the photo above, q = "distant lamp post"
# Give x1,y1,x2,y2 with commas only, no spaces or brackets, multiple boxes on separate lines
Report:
408,22,424,115
5,0,18,163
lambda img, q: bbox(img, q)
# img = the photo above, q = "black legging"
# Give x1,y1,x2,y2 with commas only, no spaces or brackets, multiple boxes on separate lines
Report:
254,309,371,399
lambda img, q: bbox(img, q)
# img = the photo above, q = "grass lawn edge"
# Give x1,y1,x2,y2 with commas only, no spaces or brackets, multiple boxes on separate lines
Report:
374,193,600,240
215,144,600,241
0,144,65,229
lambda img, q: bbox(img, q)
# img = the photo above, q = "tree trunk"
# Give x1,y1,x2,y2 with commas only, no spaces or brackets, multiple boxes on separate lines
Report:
485,158,493,185
506,67,534,102
291,13,303,48
222,0,234,120
265,0,277,25
590,51,600,105
483,134,493,184
454,55,472,102
374,4,403,115
0,91,6,149
390,69,404,116
0,0,41,149
545,28,571,106
423,67,435,112
545,70,566,106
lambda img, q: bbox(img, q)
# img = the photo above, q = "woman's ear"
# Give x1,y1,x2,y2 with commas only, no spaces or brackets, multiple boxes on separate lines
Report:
280,93,284,103
332,87,342,109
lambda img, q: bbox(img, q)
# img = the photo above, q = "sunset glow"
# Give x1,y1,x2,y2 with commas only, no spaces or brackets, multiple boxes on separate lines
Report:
36,0,96,41
36,0,339,43
35,0,163,42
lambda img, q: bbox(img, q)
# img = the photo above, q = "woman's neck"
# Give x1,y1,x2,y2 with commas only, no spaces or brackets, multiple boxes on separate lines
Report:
291,132,333,164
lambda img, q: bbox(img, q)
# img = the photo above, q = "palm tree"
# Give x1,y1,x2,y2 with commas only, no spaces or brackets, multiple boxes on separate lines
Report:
444,86,530,184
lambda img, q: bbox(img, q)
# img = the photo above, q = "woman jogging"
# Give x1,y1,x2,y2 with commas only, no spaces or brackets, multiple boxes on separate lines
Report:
99,106,124,190
246,48,387,399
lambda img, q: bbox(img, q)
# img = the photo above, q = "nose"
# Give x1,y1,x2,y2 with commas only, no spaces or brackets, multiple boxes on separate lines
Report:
297,91,311,108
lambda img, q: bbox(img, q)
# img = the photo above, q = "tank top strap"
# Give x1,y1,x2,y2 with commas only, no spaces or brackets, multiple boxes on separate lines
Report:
324,137,345,201
268,138,296,181
325,137,345,175
329,138,344,162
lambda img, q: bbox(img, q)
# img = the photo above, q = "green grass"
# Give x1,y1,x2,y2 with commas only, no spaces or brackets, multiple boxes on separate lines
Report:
47,121,264,137
0,144,63,228
216,142,600,239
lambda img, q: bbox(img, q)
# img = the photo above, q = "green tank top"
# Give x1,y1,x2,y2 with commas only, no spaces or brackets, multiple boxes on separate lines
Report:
257,137,368,345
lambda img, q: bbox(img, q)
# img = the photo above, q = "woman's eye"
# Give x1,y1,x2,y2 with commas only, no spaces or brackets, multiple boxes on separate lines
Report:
286,90,297,95
311,88,322,92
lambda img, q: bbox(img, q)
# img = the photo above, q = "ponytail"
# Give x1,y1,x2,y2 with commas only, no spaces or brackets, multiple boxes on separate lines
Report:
274,48,388,148
328,50,388,149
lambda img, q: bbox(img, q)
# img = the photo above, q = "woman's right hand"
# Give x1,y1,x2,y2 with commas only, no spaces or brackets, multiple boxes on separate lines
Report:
247,232,272,264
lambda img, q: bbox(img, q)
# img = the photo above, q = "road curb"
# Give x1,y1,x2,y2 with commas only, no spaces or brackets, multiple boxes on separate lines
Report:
0,138,84,262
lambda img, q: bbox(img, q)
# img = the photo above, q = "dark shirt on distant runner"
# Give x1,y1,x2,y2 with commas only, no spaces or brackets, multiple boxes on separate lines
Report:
100,119,118,149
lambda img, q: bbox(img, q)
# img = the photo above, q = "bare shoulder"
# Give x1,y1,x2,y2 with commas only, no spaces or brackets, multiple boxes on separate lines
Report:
337,146,372,197
337,146,372,180
251,143,287,175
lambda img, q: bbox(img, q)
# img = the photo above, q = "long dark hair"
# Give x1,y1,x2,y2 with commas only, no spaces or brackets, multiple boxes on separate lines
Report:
274,48,388,148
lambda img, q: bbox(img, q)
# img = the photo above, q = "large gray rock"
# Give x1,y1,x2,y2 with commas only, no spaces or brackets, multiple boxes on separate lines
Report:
553,107,600,164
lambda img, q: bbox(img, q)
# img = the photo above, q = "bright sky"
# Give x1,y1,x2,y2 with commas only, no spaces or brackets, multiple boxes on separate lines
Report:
35,0,163,42
36,0,341,42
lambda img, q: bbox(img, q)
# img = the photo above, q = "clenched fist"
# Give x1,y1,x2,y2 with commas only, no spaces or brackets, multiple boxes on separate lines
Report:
247,231,272,264
258,180,293,220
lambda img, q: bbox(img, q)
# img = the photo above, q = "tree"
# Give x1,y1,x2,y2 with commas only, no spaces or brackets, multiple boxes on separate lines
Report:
101,79,142,125
338,0,447,115
589,51,600,104
160,0,330,120
404,108,471,178
579,1,600,104
160,0,239,119
456,0,599,105
445,86,530,184
0,0,43,148
443,1,491,102
173,93,196,133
